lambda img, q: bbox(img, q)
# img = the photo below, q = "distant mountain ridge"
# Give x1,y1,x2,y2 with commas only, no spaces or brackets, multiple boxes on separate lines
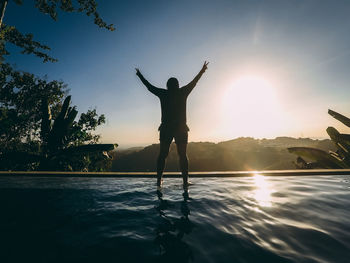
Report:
111,137,336,172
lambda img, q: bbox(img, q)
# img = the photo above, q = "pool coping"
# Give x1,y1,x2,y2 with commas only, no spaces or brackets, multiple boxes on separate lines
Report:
1,169,350,177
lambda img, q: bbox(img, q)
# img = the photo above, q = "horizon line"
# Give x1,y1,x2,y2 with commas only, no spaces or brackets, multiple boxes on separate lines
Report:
113,135,330,149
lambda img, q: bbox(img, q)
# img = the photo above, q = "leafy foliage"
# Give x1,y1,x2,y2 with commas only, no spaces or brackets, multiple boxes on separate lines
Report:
0,24,57,63
0,64,117,171
288,109,350,168
0,63,66,148
37,95,116,171
0,1,117,171
32,0,115,31
68,109,106,146
0,0,114,62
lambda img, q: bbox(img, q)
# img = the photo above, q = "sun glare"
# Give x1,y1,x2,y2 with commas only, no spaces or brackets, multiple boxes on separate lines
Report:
220,75,285,138
253,174,274,207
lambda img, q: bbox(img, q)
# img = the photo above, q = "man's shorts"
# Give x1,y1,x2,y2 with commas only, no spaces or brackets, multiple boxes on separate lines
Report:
158,123,189,144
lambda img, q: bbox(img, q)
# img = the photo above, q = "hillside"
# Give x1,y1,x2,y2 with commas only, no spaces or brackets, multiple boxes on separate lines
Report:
111,137,336,172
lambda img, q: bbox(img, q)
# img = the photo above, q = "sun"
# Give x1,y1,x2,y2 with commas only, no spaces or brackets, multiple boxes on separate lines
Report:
220,75,285,138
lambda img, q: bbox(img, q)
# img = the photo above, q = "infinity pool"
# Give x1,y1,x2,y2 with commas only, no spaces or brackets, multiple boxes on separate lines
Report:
0,175,349,262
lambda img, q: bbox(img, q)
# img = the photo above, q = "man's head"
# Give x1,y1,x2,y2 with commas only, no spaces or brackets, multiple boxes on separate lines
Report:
167,77,179,91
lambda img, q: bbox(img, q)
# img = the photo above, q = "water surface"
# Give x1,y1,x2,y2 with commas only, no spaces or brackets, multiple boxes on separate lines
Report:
0,175,349,263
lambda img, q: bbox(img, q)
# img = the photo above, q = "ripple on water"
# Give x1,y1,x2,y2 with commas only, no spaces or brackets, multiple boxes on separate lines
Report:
0,175,349,263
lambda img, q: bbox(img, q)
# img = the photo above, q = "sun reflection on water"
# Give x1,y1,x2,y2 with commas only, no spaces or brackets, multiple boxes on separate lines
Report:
253,174,274,207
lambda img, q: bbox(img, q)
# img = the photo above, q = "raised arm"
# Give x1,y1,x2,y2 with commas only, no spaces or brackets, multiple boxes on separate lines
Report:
135,68,164,97
182,61,209,96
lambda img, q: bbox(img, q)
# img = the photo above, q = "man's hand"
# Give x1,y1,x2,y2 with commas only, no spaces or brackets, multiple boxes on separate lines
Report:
135,68,142,77
201,61,209,73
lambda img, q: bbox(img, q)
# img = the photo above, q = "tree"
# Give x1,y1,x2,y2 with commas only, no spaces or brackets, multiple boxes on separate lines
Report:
0,1,117,171
0,0,115,63
0,64,117,171
0,63,67,149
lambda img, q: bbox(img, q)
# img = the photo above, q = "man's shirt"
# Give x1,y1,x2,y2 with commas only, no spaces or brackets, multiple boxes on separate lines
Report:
137,70,204,130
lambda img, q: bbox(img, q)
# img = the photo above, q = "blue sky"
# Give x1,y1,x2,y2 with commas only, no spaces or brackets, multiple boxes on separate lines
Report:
5,0,350,147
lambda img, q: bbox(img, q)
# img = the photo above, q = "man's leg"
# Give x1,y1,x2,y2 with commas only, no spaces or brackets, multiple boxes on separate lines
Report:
176,143,189,189
157,141,171,187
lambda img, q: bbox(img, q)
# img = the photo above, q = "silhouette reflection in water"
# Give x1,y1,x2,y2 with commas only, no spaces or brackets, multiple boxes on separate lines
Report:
154,188,195,262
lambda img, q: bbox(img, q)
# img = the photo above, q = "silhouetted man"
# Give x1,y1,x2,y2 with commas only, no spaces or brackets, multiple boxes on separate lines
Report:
136,61,209,189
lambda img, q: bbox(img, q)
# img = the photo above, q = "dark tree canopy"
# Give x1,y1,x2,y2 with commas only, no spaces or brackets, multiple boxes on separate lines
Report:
0,63,113,172
32,0,115,31
0,1,116,171
0,25,57,62
0,0,115,62
0,63,67,148
0,63,107,149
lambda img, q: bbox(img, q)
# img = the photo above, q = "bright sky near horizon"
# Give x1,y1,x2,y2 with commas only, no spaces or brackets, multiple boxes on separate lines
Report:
5,0,350,147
